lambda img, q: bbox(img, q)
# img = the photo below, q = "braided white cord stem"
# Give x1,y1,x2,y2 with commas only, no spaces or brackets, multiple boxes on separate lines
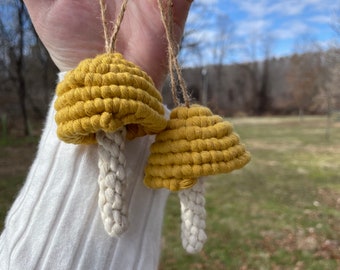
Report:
178,178,207,254
97,128,128,237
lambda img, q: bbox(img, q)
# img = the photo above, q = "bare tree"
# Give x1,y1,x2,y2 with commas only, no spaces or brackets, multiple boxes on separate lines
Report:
238,34,274,115
287,53,320,119
173,1,234,109
286,36,324,120
328,8,340,111
212,14,233,67
318,9,340,139
257,36,273,115
321,51,337,139
211,14,233,109
179,1,213,66
0,0,57,136
0,0,32,135
25,29,57,117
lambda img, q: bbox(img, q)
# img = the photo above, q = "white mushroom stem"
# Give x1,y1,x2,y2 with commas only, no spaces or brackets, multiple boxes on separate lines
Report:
178,178,207,254
97,128,128,237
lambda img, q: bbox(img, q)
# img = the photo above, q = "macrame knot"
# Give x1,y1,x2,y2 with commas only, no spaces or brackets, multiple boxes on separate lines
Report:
144,105,251,191
54,52,167,144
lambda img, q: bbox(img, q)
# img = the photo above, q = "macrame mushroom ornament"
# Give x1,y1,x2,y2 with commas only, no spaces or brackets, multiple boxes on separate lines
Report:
143,0,251,254
54,0,167,237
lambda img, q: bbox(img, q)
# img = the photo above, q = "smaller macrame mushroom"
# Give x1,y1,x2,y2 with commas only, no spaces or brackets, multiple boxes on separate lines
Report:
144,105,251,253
54,0,167,237
143,0,251,254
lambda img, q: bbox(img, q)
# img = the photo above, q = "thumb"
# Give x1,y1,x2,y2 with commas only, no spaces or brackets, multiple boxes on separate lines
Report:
167,0,193,43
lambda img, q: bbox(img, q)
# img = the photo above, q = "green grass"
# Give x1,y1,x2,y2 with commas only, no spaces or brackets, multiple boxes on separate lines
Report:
159,116,340,269
0,175,26,230
0,134,39,147
0,135,38,231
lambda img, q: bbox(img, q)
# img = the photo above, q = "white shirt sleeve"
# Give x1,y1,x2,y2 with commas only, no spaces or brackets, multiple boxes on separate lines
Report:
0,74,169,270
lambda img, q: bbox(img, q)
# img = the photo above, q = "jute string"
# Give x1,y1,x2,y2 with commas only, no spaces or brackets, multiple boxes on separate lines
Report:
97,0,130,237
156,0,207,253
157,0,191,107
99,0,129,53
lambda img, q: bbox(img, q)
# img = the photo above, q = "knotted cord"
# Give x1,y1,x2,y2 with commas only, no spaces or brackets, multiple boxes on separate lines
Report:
156,0,207,253
157,0,190,107
97,0,130,237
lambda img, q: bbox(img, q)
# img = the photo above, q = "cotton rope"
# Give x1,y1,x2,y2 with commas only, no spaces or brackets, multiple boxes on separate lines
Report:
54,0,167,237
179,178,207,254
97,128,127,236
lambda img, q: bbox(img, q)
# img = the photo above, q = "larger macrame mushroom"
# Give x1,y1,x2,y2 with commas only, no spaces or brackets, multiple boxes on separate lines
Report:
55,52,167,237
54,0,167,237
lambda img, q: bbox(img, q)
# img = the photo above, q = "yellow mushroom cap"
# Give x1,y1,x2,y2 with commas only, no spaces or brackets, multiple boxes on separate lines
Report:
54,53,167,144
144,105,251,191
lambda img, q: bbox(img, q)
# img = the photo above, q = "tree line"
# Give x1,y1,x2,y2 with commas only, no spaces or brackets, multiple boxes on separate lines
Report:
162,49,340,118
0,0,57,136
0,0,340,137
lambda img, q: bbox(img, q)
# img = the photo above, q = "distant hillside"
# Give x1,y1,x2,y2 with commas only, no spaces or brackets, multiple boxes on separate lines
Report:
163,51,340,117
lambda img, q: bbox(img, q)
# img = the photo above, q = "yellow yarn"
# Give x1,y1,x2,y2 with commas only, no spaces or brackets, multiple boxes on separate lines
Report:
55,53,167,144
144,105,251,191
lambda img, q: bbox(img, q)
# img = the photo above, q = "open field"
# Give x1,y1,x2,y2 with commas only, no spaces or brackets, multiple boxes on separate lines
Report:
159,116,340,269
1,116,340,269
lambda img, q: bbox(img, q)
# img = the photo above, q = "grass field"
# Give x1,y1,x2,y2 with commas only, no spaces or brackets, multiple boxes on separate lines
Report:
1,116,339,269
0,136,39,229
159,116,340,270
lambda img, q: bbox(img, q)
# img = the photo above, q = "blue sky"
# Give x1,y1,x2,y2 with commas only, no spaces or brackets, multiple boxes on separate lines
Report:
184,0,339,65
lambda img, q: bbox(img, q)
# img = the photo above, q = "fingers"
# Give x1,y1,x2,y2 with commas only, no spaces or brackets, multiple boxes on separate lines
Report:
172,0,193,40
23,0,55,22
153,0,193,47
173,0,193,21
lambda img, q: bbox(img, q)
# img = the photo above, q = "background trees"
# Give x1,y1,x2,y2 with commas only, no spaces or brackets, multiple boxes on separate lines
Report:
0,0,57,136
1,0,340,137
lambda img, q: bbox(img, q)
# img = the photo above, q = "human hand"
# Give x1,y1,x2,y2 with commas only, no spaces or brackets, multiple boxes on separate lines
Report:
23,0,192,87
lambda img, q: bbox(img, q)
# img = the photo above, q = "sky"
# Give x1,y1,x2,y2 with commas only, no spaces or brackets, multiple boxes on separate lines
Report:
184,0,339,65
